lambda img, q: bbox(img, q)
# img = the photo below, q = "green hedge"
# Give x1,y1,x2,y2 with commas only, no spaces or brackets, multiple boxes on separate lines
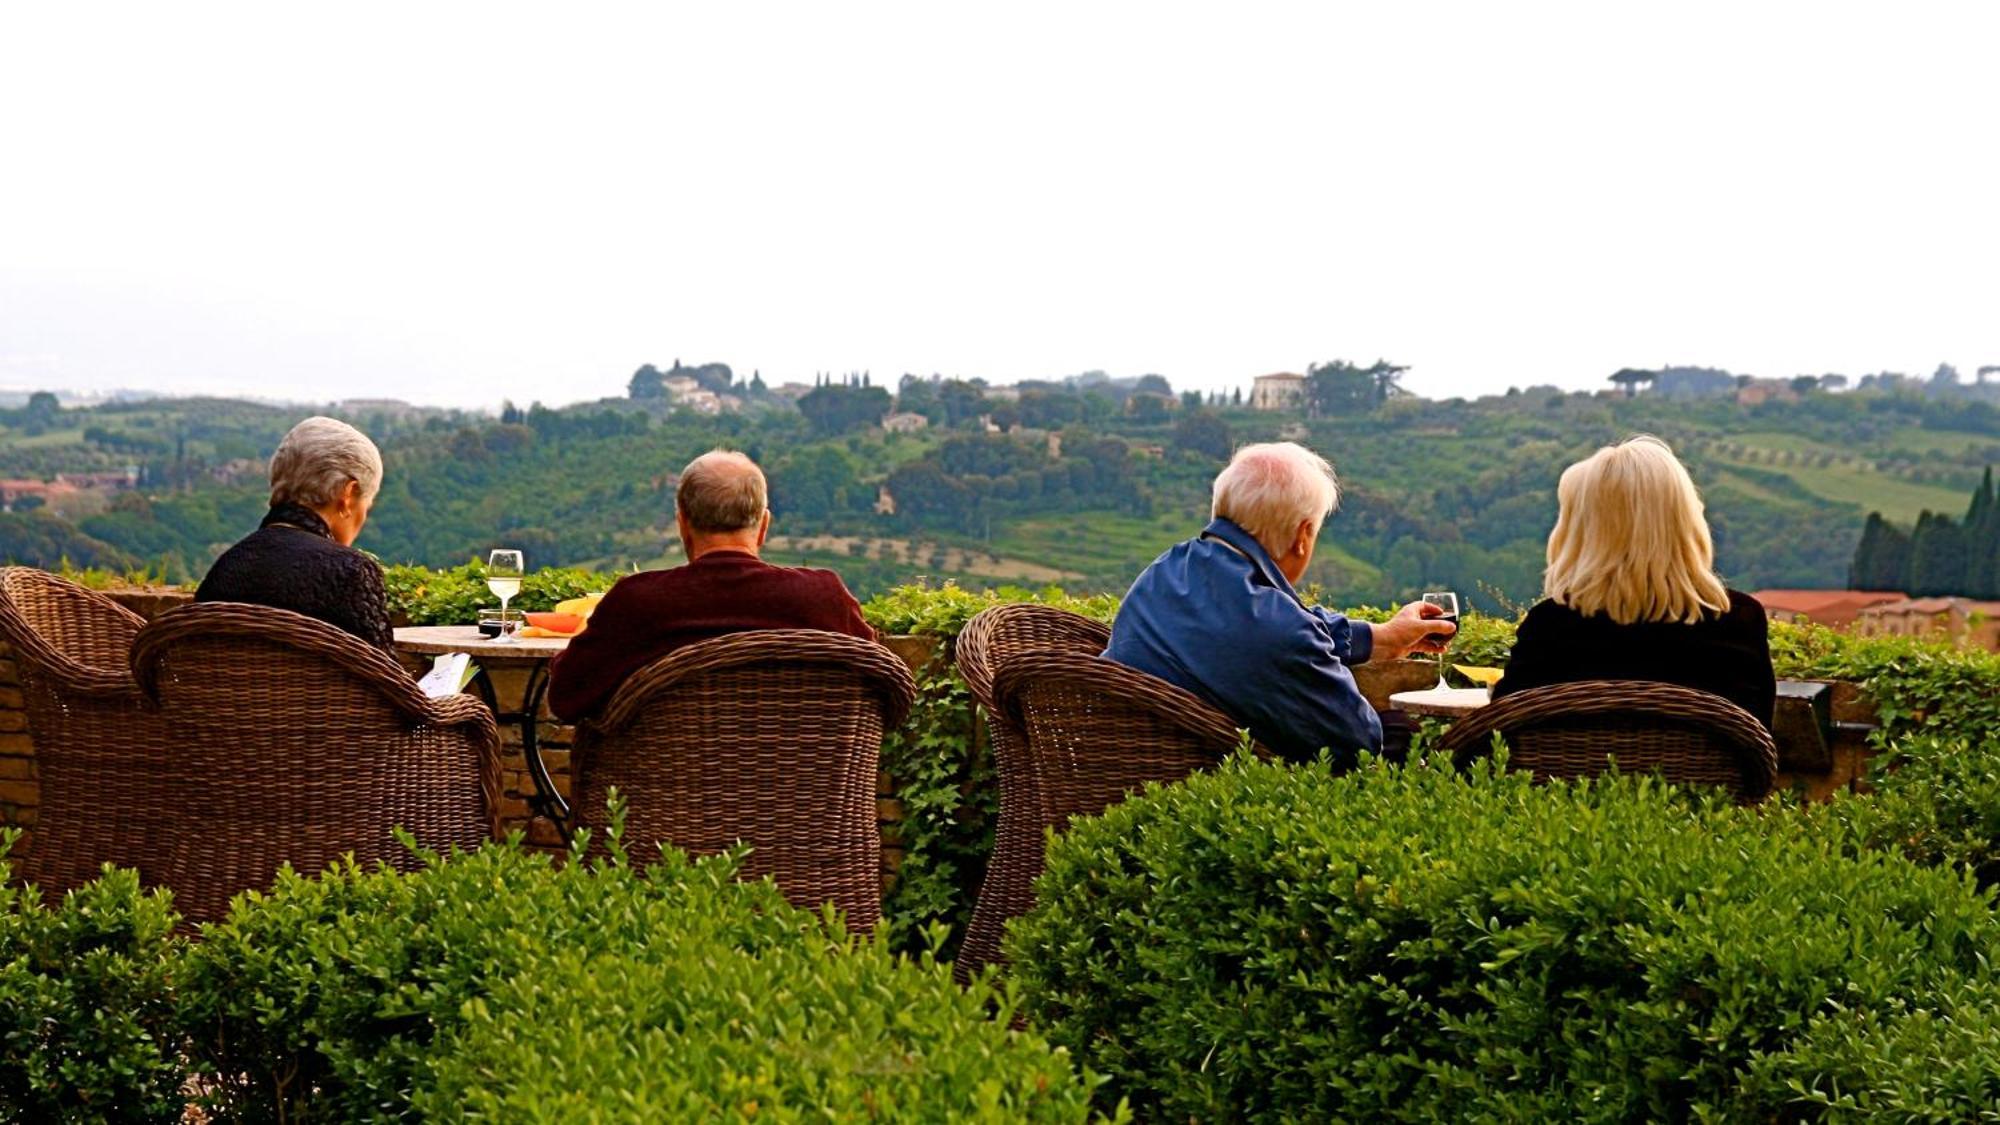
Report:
1009,755,2000,1121
381,559,613,625
0,825,1110,1121
859,585,1118,956
0,844,184,1123
180,826,1106,1122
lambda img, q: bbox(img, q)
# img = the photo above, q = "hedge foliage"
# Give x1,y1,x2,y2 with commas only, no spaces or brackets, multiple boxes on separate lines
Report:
381,559,612,626
1010,756,2000,1121
858,585,1118,956
0,823,1109,1121
0,844,184,1123
180,825,1106,1122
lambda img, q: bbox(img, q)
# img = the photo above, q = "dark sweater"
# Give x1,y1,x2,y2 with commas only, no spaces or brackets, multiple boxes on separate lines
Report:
1492,589,1776,728
195,503,395,652
548,549,874,722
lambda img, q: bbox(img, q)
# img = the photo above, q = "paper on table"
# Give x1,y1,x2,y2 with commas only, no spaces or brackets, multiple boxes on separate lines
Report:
417,652,479,699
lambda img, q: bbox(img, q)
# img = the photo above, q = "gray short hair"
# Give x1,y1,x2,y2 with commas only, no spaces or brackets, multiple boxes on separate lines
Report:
269,417,383,509
1211,442,1340,558
676,449,767,532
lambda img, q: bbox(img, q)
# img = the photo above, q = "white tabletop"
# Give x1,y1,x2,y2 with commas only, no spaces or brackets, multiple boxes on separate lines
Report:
393,625,572,659
1388,686,1492,718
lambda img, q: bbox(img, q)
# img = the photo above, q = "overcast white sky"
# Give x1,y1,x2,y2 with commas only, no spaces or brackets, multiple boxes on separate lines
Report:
3,2,1996,410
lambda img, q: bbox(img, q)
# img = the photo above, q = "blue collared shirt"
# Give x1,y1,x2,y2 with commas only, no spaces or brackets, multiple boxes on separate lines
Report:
1102,516,1380,767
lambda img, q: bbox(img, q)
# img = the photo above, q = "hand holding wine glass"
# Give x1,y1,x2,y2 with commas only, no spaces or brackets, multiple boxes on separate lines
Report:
1421,591,1460,689
488,549,524,643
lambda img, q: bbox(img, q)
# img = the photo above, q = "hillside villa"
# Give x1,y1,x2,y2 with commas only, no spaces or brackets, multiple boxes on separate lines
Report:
1853,595,2000,650
1249,371,1307,411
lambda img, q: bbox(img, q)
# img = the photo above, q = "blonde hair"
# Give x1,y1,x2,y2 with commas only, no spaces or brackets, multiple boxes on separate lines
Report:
1211,442,1340,559
1542,435,1729,625
269,417,382,509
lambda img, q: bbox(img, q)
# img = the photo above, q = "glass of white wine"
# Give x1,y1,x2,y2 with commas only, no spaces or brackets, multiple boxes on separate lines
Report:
1422,591,1460,690
488,549,525,643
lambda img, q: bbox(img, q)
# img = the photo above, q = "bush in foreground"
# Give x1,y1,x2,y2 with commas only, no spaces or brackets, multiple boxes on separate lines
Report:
182,826,1108,1122
0,853,184,1123
1009,756,2000,1121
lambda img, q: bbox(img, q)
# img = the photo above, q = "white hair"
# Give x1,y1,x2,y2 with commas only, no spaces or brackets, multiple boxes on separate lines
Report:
268,416,383,509
1211,442,1340,558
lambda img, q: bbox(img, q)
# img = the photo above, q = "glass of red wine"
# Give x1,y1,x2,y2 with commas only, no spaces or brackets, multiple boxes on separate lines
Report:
1422,591,1460,690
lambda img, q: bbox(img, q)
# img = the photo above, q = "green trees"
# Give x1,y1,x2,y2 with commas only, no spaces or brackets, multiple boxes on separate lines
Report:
1172,411,1232,461
1307,359,1406,416
798,384,892,436
1848,468,2000,596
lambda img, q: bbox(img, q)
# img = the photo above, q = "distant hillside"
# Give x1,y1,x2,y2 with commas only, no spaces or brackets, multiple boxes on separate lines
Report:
2,383,1996,611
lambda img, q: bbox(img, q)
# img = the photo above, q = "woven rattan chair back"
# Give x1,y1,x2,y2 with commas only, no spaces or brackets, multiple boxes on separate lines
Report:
1439,680,1779,802
571,630,916,932
0,567,167,897
133,602,500,924
992,650,1246,921
954,604,1112,976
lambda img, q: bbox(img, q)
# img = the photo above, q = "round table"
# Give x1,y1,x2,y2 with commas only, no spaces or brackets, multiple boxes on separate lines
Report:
1388,686,1492,719
394,626,574,832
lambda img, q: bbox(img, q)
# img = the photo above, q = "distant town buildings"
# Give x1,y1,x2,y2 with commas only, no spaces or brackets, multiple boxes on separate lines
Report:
1754,589,1906,629
0,468,138,513
1854,596,2000,651
880,412,930,434
1249,372,1307,412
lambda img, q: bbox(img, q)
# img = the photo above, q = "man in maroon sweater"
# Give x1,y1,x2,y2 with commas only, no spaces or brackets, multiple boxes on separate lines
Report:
548,449,874,721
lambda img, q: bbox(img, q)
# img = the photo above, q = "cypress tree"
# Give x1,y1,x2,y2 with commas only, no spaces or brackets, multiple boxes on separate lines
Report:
1908,511,1972,597
1850,512,1913,591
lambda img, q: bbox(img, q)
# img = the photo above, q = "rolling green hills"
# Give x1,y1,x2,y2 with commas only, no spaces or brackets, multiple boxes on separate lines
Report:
2,384,1996,611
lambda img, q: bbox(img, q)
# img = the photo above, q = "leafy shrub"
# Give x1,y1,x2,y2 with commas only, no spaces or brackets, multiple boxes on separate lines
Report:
418,931,1113,1122
1742,972,2000,1116
862,583,1117,954
181,823,1104,1121
1009,756,2000,1121
381,559,617,625
0,846,186,1123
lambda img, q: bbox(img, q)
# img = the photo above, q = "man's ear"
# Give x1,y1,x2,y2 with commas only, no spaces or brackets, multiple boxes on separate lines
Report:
756,508,772,546
1292,518,1316,558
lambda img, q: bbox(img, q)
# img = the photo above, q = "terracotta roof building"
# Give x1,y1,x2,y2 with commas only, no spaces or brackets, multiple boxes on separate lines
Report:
1753,589,1906,629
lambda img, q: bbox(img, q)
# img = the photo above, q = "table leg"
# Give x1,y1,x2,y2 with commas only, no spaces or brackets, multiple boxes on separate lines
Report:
470,664,573,842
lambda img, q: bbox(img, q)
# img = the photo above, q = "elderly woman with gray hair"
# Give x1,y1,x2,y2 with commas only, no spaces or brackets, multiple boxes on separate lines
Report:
195,416,394,651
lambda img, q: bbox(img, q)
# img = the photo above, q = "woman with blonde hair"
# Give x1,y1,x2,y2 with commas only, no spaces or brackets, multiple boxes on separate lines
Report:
1492,436,1774,726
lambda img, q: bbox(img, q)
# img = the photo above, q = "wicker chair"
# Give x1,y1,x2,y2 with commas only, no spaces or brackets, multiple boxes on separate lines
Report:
570,630,916,932
132,602,501,924
1439,680,1780,802
954,604,1111,976
986,648,1250,955
0,567,169,898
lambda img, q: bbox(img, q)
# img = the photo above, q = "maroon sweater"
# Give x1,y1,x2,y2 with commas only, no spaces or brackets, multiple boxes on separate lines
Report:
548,550,874,722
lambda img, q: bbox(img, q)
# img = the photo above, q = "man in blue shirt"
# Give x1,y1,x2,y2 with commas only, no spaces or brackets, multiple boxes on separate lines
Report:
1104,442,1451,767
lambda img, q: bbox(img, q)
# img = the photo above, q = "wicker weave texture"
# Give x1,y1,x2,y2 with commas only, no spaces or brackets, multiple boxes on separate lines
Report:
0,568,169,898
975,645,1246,968
1440,679,1780,801
571,630,916,932
132,602,501,924
954,605,1110,976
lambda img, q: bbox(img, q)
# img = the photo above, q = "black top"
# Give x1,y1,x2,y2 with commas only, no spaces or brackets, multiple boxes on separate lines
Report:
195,502,395,652
1492,589,1776,729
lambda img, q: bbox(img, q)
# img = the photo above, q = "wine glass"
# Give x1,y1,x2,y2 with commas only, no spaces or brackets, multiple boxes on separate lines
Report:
488,549,525,643
1421,591,1460,690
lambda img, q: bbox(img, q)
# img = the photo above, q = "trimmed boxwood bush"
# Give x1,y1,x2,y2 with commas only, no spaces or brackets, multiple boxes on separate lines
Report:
0,850,184,1123
1009,755,2000,1121
181,824,1109,1122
